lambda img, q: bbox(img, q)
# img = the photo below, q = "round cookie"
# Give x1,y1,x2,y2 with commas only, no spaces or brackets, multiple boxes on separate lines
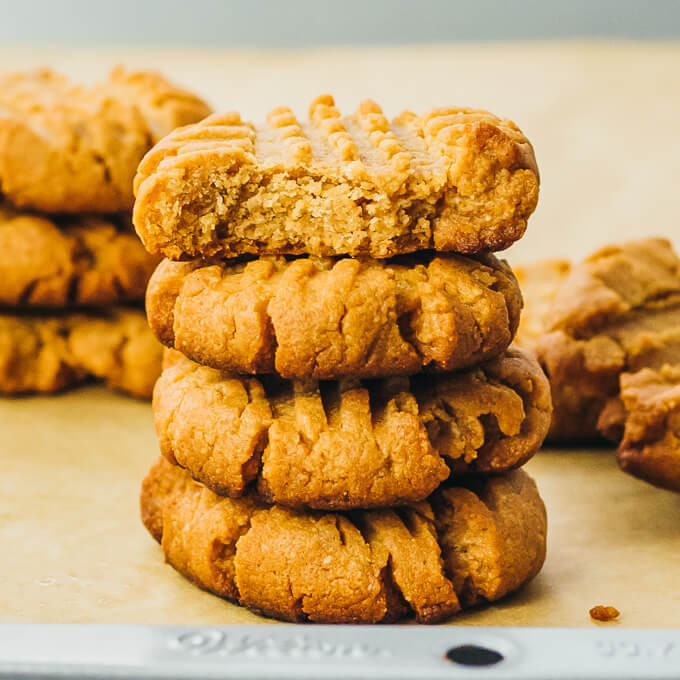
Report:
0,202,159,307
516,239,680,442
0,67,211,214
147,252,522,379
133,97,539,260
153,347,552,509
141,457,547,624
0,307,162,398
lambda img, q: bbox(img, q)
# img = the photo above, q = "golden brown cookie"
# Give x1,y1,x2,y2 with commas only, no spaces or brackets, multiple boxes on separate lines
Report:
0,307,162,398
153,348,551,509
133,96,539,260
0,201,159,307
147,252,522,379
514,259,571,350
607,366,680,492
517,239,680,441
0,67,211,213
141,457,547,624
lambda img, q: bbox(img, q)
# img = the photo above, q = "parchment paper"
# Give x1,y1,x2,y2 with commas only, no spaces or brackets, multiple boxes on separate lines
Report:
0,42,679,627
1,386,678,627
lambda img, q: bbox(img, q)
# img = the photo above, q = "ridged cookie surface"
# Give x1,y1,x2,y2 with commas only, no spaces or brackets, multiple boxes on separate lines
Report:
141,457,547,624
147,252,522,379
0,202,158,307
517,239,680,442
153,348,551,509
133,96,539,259
0,67,211,213
0,307,162,398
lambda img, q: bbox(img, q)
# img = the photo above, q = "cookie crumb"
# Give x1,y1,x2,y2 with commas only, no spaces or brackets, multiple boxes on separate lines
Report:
589,605,620,622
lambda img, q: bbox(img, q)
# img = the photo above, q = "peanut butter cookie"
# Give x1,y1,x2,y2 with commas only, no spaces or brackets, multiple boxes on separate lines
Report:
0,307,162,398
601,366,680,492
153,348,551,509
517,239,680,442
0,201,158,307
141,457,547,624
514,258,571,350
147,252,522,379
133,96,539,260
0,67,211,213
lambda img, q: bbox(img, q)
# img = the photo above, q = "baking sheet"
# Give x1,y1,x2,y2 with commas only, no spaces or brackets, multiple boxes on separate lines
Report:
0,42,679,628
1,386,679,627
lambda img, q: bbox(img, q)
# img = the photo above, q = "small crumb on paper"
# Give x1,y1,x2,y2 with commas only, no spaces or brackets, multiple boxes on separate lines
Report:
590,605,620,622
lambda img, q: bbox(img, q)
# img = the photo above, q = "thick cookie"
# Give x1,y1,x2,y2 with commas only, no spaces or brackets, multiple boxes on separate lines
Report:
0,307,162,398
141,457,547,624
517,239,680,441
147,252,522,379
0,67,211,213
133,96,539,260
0,201,158,307
153,348,551,509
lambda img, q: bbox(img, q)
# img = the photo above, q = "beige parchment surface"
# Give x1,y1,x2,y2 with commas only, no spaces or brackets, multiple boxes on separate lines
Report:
1,387,679,627
0,42,679,626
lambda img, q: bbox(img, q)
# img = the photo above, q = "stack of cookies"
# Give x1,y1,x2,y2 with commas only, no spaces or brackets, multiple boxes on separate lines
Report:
136,96,552,623
0,68,211,397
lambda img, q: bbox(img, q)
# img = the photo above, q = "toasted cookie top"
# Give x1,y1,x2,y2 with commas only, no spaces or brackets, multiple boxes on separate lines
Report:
142,457,547,624
147,252,522,379
0,67,211,213
133,96,539,259
153,348,551,510
542,238,680,339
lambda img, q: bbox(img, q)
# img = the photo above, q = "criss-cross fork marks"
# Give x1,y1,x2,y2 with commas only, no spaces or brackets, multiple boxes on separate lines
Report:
153,348,551,510
146,252,522,380
133,95,539,260
0,67,211,213
518,238,680,442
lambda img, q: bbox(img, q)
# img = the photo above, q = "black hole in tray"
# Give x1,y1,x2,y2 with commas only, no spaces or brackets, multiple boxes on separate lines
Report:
445,644,504,667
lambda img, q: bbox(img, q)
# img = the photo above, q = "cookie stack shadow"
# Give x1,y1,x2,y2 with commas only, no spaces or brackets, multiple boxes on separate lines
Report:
135,96,552,623
0,67,211,397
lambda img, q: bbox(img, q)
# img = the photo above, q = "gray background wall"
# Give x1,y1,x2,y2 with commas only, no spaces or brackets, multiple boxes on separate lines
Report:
0,0,678,46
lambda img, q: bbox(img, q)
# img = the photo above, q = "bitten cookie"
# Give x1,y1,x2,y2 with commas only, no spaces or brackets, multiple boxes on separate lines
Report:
141,457,547,624
133,96,539,260
0,67,211,213
0,307,162,398
147,252,522,379
516,239,680,441
153,348,551,509
0,201,159,307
